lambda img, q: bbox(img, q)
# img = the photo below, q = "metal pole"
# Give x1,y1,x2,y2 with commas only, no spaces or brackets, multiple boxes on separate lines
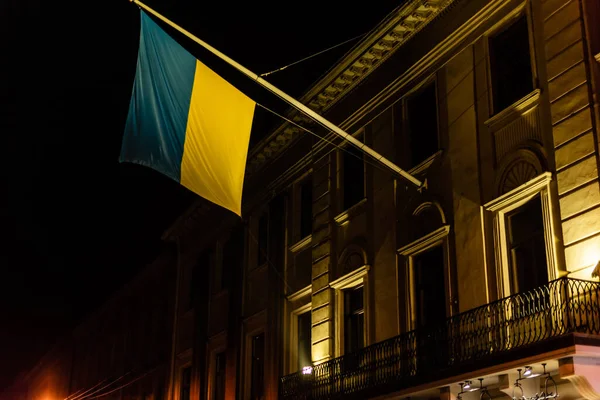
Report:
129,0,424,189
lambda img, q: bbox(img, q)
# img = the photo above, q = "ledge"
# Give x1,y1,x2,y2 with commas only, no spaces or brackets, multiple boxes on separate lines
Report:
408,149,443,176
290,235,312,253
485,89,541,130
287,284,312,302
334,197,368,226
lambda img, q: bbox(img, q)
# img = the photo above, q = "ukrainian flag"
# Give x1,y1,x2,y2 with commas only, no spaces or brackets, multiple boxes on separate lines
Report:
120,11,255,216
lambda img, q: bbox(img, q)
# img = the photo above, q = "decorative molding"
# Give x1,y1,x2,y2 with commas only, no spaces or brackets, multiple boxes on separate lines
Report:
408,150,443,176
245,0,461,176
334,197,368,226
485,89,541,129
287,284,312,302
289,235,312,254
484,171,551,212
397,225,450,256
330,264,370,290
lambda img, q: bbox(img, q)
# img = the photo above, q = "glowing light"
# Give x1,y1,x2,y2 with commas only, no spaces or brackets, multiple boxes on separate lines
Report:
463,381,471,390
302,366,313,375
523,366,532,376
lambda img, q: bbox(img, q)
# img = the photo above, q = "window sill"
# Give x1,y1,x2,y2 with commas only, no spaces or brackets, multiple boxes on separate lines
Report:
334,197,368,226
485,89,541,130
290,235,312,253
408,150,443,176
287,284,312,302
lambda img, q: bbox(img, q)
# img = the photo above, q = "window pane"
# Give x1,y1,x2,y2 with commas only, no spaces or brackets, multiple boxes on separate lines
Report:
407,82,438,167
413,245,446,327
294,248,312,292
180,366,191,400
257,214,268,266
222,224,244,291
344,286,364,354
250,333,265,400
214,351,226,400
489,15,533,112
507,195,548,293
300,179,313,238
297,312,312,371
192,249,211,307
343,137,365,210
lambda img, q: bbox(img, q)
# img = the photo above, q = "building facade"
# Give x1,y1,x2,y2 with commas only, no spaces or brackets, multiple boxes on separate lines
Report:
166,0,600,399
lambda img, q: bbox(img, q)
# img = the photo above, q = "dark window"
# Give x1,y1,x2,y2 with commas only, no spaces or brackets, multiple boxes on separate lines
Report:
297,311,312,371
192,249,211,308
180,366,191,400
299,179,313,239
222,226,244,291
489,15,533,113
250,333,265,400
344,286,364,354
406,82,439,168
507,195,548,293
342,135,365,210
257,214,268,266
214,351,227,400
414,245,446,327
293,248,312,292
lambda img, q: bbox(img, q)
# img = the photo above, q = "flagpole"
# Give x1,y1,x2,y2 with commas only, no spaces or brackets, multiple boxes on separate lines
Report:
129,0,424,189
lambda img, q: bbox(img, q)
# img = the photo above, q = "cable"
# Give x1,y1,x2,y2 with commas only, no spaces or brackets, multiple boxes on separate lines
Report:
260,32,366,77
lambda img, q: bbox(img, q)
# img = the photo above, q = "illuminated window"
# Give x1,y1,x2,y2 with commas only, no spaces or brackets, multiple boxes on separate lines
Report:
342,133,365,210
180,366,191,400
250,333,265,400
489,14,534,113
213,351,226,400
406,81,439,168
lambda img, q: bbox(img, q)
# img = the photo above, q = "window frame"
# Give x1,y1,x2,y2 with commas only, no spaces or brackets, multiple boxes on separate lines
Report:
402,76,442,173
242,311,267,400
484,172,558,298
206,332,227,400
330,265,370,357
484,1,538,117
288,302,312,373
337,129,367,214
398,225,453,331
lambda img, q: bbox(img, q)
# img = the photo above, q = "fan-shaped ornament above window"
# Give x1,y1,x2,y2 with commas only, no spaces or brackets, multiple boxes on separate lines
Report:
411,201,446,241
339,244,367,276
498,149,544,196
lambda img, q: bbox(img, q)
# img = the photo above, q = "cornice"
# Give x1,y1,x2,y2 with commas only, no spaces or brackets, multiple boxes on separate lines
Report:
245,0,458,176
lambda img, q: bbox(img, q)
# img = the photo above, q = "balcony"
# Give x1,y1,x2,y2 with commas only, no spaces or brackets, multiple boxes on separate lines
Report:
279,278,600,400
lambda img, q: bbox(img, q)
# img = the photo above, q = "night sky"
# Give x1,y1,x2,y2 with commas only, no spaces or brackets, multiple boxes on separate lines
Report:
0,0,402,389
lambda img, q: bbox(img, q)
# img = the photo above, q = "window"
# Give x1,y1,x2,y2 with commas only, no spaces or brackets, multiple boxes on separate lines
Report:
343,286,365,354
192,249,211,308
506,195,548,293
250,333,265,400
222,226,244,291
413,245,446,327
342,134,365,210
489,14,534,113
297,311,312,371
213,351,227,400
299,179,313,239
257,214,268,266
406,81,439,168
180,366,192,400
484,171,557,298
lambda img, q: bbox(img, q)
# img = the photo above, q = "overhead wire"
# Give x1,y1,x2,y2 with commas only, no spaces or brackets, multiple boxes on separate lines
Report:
259,32,366,77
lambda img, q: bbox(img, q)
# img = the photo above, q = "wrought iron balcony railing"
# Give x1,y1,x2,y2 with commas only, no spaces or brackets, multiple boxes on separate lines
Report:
280,278,600,400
